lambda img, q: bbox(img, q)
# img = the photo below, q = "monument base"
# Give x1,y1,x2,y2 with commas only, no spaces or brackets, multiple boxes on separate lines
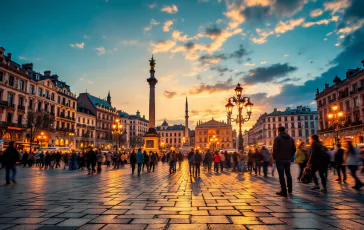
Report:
181,143,192,154
143,128,160,154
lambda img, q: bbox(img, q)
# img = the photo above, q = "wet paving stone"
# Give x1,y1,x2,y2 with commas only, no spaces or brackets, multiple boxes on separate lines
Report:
0,162,363,229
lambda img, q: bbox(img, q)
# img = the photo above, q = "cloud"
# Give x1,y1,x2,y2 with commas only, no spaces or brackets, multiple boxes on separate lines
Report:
164,91,177,99
251,37,268,44
303,16,339,28
120,40,140,45
242,63,298,84
79,78,84,81
161,4,178,14
260,61,267,64
337,20,364,34
310,9,323,17
210,65,234,76
95,46,106,55
199,44,249,65
87,80,94,85
273,0,307,16
323,0,350,15
241,6,271,24
151,40,176,53
244,63,256,66
274,18,304,34
189,77,235,95
83,35,89,39
70,42,84,49
342,0,364,23
163,20,174,32
19,56,28,60
205,24,223,38
171,30,190,42
145,18,160,31
149,4,157,9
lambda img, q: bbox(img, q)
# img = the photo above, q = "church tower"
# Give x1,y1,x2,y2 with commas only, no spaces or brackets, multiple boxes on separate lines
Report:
107,90,111,106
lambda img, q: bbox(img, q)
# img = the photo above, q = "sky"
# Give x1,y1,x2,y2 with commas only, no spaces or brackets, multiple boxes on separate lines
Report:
1,0,364,131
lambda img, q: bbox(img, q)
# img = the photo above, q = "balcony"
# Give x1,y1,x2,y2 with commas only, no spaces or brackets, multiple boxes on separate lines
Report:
17,105,25,111
56,127,76,133
0,121,25,128
0,100,7,107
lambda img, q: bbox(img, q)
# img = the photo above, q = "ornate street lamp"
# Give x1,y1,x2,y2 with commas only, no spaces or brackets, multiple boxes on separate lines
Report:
112,119,123,151
327,104,346,145
209,135,218,152
38,132,47,148
225,83,253,151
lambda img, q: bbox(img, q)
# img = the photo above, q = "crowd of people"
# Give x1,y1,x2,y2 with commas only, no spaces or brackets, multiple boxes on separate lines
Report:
1,127,364,194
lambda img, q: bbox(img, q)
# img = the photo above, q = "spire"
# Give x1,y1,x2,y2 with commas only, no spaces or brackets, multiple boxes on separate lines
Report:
107,90,111,106
185,97,188,112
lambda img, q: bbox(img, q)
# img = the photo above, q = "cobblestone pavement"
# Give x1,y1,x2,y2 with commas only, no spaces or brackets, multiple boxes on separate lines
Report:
0,161,363,230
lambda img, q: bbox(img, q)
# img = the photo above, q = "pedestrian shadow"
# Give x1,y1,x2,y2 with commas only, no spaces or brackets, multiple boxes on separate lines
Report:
191,177,202,196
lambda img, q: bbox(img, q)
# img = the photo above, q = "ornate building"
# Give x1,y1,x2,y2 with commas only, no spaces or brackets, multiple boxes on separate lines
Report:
157,121,185,149
316,60,364,147
75,107,96,150
77,92,119,149
195,119,233,150
248,106,318,149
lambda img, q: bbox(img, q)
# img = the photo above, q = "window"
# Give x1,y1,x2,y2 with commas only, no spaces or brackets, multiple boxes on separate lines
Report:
291,117,294,121
268,118,270,122
354,98,359,108
298,130,302,137
19,80,24,91
285,117,288,121
291,130,295,137
18,97,24,107
0,71,3,82
29,85,35,95
278,117,281,122
291,123,295,128
29,99,33,110
58,96,61,104
8,94,14,106
17,115,22,125
217,130,220,135
7,113,12,123
45,90,49,98
51,93,54,100
9,75,14,86
38,88,43,96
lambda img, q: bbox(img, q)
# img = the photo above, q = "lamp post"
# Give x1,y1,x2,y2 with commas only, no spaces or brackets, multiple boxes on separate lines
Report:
38,132,47,148
327,104,346,146
225,83,253,151
112,119,123,151
209,135,218,152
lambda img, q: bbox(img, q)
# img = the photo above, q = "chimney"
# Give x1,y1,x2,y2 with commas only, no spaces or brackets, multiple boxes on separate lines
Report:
325,84,329,89
51,74,59,80
0,47,4,56
22,63,33,70
44,70,51,76
273,108,277,112
7,53,12,61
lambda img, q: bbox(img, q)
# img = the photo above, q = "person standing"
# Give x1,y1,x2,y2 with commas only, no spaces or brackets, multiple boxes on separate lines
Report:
261,146,270,177
193,150,202,177
238,150,246,174
213,151,221,173
45,152,52,169
187,148,195,176
96,150,104,174
106,151,112,167
334,143,346,182
136,148,144,176
345,141,363,189
149,151,157,172
55,151,61,168
86,147,97,175
254,149,263,176
39,151,45,169
219,151,225,172
130,150,137,174
22,152,28,167
177,151,183,170
308,134,328,193
273,126,296,197
143,151,150,172
27,152,34,167
247,150,254,174
232,151,239,171
63,153,69,169
169,151,177,174
3,141,19,185
205,150,213,173
295,142,307,181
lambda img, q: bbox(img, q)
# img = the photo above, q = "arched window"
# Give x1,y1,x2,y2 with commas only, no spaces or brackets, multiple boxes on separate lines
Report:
60,138,65,146
3,133,11,140
65,139,69,145
15,133,20,141
227,143,229,148
55,139,59,146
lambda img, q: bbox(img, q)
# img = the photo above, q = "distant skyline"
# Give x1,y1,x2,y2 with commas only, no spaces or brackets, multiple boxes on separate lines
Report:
1,0,363,130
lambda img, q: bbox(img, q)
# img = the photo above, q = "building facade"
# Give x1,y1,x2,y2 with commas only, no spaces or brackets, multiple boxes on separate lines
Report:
77,92,119,150
195,119,233,150
75,107,96,150
157,120,185,149
316,60,364,147
248,106,318,149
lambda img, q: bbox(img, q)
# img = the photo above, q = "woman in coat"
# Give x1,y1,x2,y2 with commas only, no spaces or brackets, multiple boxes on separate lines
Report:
295,142,307,180
345,141,363,189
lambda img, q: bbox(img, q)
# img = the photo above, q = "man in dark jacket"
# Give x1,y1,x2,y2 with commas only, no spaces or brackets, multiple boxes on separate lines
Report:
187,148,195,176
86,147,97,175
335,143,346,182
308,134,327,193
3,141,20,185
205,150,213,172
193,150,203,177
273,127,296,197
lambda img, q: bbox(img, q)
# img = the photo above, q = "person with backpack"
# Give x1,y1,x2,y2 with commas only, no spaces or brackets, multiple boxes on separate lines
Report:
205,150,213,173
308,134,328,193
193,150,202,177
213,151,221,173
273,126,296,197
334,143,346,182
295,142,307,181
187,148,195,176
345,141,363,189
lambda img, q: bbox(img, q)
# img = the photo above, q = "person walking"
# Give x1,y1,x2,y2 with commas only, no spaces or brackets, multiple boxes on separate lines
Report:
177,151,183,170
169,151,177,174
187,148,195,176
136,148,144,176
193,150,202,177
39,151,45,169
345,141,363,189
213,151,221,173
78,152,86,170
130,150,137,174
334,143,346,182
254,149,263,176
63,153,69,169
142,151,149,172
106,152,112,167
44,152,53,170
27,152,34,167
149,151,157,172
21,152,28,167
261,146,270,177
86,147,97,175
96,150,104,174
308,134,328,193
273,126,296,197
247,150,254,174
295,142,307,181
238,150,246,174
55,151,61,168
232,151,239,171
205,150,213,173
3,141,19,185
219,151,225,172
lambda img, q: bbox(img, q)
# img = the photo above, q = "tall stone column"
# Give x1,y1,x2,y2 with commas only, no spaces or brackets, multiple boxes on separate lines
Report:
185,97,189,139
146,55,158,133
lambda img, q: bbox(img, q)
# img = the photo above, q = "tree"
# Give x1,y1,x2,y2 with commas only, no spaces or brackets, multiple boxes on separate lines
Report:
130,136,144,149
80,128,93,151
117,132,128,149
26,111,55,154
